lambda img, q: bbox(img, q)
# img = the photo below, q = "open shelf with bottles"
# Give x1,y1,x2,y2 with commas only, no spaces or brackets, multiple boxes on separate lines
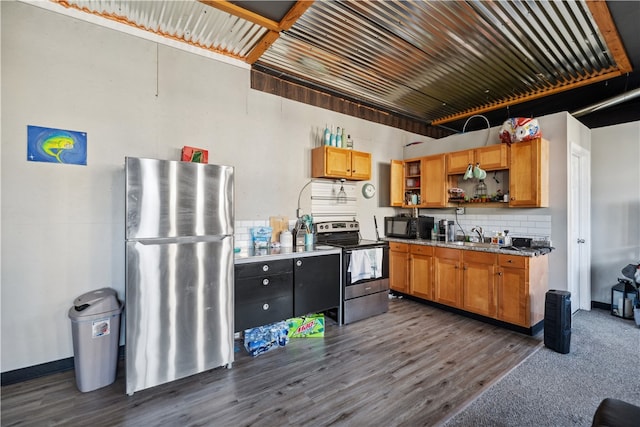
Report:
404,160,422,205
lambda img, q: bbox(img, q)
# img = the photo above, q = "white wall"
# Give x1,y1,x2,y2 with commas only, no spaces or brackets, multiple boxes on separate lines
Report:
0,2,408,372
591,122,640,303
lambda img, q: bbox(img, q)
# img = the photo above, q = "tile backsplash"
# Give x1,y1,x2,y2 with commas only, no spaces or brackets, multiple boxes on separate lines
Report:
433,213,551,241
235,219,296,249
235,214,551,248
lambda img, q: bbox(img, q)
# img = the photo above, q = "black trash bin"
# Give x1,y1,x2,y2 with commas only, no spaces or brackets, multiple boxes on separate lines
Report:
68,288,123,392
544,290,571,354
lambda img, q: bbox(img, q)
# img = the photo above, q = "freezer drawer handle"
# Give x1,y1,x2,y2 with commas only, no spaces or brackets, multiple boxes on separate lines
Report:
262,278,269,286
262,303,270,310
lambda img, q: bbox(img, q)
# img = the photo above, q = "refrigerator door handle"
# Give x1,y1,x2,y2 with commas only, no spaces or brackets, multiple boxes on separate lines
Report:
131,235,232,245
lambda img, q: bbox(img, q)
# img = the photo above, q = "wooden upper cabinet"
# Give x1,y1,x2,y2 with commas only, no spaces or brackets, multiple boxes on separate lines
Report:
390,160,404,207
509,138,549,207
476,144,509,171
422,154,447,207
312,146,371,181
350,150,372,180
390,154,446,208
447,149,475,175
447,144,509,175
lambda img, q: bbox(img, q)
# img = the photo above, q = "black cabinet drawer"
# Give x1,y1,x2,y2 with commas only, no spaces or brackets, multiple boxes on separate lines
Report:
235,259,292,279
235,273,292,304
234,294,293,332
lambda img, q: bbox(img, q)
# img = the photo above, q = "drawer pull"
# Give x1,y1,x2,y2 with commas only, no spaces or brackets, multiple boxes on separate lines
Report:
508,259,513,263
262,303,270,311
296,259,303,267
262,264,269,272
262,278,270,286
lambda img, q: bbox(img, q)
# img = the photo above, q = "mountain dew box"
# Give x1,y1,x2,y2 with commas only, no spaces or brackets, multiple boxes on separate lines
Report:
287,314,325,338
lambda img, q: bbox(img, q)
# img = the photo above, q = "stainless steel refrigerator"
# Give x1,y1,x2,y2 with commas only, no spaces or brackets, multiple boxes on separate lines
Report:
124,157,234,395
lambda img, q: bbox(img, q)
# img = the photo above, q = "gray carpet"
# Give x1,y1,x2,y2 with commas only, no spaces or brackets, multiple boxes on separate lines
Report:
443,308,640,427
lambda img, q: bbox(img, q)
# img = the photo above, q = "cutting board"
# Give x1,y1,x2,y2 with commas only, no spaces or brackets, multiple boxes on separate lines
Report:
269,216,289,242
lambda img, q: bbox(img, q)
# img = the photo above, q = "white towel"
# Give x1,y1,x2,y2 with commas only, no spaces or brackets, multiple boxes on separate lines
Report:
348,248,383,284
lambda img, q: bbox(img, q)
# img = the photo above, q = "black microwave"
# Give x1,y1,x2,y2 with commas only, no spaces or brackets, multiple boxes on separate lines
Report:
384,216,434,239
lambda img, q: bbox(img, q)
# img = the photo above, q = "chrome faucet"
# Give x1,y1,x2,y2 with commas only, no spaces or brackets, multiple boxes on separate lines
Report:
471,226,484,242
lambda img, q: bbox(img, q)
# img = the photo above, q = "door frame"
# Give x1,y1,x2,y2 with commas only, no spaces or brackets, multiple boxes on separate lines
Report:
568,143,591,312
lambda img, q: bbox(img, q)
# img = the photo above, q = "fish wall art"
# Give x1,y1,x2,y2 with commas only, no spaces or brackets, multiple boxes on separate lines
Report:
27,125,87,165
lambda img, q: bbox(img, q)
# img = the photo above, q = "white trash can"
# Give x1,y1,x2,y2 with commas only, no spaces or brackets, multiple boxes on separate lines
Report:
68,287,123,392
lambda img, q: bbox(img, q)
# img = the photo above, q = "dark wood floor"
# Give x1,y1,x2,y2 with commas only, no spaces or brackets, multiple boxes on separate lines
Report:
1,298,542,426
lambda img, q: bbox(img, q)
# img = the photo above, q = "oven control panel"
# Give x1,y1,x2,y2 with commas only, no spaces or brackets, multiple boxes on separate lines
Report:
315,221,360,234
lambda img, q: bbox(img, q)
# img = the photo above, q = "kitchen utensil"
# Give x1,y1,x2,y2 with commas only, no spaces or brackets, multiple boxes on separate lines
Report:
269,215,289,242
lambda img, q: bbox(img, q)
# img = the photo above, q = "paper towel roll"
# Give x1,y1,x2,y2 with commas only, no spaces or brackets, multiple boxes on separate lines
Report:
624,298,634,318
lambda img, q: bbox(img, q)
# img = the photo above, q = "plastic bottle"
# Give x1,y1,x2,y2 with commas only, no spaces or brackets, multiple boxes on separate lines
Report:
330,125,336,147
336,127,342,148
324,125,331,146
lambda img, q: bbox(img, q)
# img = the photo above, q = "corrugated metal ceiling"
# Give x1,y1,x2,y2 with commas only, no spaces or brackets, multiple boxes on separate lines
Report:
50,0,632,127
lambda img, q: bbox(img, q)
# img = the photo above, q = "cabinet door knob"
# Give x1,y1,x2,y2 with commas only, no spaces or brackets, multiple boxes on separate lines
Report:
262,303,270,311
498,271,503,276
296,259,303,267
262,265,269,272
262,278,270,286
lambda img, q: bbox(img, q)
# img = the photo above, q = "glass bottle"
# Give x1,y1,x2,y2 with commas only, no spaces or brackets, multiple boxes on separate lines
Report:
324,124,331,146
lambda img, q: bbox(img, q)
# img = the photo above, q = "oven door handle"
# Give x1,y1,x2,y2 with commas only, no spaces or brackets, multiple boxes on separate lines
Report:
344,246,387,254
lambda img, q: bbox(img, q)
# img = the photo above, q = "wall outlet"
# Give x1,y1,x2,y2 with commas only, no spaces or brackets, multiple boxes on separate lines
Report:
456,207,465,215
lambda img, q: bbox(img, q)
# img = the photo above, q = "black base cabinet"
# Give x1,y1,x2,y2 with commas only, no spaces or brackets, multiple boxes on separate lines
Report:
294,254,340,317
234,259,293,332
234,253,341,332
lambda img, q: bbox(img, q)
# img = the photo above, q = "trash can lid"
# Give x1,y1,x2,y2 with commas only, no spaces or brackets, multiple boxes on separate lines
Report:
68,287,122,319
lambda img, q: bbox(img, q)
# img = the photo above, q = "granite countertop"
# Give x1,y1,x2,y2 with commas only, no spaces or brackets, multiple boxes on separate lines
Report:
234,244,342,264
383,237,551,257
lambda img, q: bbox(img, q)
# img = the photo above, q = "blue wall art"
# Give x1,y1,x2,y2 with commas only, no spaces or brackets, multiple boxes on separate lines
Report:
27,125,87,165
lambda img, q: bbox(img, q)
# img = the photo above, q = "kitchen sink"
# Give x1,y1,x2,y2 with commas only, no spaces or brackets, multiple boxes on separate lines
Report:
450,241,494,248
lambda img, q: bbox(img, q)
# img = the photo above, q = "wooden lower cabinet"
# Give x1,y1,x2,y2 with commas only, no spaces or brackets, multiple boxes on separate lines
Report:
434,247,462,307
497,254,548,328
462,250,497,318
389,242,409,293
388,241,549,332
409,245,433,299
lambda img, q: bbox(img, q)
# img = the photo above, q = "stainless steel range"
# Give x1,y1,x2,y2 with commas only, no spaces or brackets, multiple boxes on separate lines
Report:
314,220,389,324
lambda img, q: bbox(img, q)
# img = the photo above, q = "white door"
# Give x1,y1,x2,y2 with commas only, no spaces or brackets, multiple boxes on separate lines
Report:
569,144,591,313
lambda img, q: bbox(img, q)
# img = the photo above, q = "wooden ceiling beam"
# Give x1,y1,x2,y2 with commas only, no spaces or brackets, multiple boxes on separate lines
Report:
430,69,623,126
199,1,314,64
198,1,281,31
586,0,633,73
279,1,315,31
